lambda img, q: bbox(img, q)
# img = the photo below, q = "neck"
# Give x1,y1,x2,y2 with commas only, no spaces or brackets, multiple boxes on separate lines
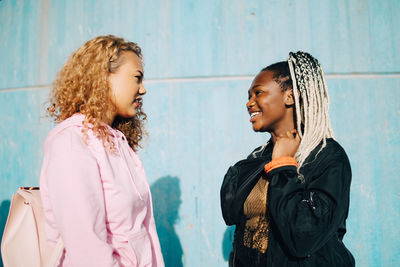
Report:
270,110,295,144
271,127,295,144
102,110,116,126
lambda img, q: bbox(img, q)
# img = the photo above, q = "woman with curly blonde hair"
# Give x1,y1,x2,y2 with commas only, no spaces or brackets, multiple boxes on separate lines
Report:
40,35,164,266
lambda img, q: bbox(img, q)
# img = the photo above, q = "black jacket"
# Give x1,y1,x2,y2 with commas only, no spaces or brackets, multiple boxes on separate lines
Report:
220,138,355,266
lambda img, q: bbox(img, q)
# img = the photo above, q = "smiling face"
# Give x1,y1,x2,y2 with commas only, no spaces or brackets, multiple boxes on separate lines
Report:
109,51,145,120
246,70,294,133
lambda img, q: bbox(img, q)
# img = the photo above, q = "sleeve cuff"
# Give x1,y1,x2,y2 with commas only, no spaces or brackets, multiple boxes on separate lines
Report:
264,156,298,174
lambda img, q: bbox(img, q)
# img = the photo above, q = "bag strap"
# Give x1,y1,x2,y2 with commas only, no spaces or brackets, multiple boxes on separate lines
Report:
17,189,65,267
44,238,64,267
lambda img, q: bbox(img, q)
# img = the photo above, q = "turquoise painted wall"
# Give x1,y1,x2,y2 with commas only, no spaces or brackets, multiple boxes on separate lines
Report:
1,0,399,266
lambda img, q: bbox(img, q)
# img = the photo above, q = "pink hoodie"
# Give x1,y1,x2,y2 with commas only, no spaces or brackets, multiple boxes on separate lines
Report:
40,114,164,267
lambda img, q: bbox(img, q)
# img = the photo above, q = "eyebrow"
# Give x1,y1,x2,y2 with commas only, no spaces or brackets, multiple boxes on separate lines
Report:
136,70,144,77
249,85,262,92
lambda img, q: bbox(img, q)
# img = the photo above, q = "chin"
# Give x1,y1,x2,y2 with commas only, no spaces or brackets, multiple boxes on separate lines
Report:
120,112,136,119
252,126,263,133
252,124,269,133
127,109,137,118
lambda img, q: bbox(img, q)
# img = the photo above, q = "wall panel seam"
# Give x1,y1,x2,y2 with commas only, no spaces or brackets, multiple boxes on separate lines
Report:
1,73,400,92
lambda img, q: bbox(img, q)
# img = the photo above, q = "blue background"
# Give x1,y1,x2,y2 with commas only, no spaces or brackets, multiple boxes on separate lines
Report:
1,0,399,266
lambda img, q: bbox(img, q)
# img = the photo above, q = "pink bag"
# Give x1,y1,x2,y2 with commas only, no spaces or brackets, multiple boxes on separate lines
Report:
1,187,63,267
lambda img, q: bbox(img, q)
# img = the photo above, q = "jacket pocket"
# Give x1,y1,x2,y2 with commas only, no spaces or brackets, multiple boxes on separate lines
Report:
128,229,153,267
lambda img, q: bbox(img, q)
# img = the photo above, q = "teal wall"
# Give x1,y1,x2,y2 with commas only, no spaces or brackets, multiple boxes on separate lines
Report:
1,0,399,266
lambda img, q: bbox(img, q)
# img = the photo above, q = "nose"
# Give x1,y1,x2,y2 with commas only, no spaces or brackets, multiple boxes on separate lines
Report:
246,97,255,110
139,84,146,95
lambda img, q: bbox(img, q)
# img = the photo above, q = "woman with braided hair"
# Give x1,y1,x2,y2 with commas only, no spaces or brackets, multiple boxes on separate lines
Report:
220,51,355,266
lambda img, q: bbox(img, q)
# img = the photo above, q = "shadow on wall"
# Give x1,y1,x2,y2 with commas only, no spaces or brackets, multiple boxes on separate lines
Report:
150,176,183,267
0,200,11,267
222,225,236,262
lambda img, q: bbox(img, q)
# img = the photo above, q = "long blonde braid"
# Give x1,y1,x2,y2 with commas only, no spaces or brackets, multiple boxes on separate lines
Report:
287,51,334,170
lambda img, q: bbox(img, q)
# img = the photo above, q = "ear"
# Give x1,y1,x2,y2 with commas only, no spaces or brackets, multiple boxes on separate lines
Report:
284,90,295,106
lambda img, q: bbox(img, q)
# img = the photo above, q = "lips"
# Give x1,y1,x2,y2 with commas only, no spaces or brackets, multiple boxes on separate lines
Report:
133,97,142,108
249,111,261,122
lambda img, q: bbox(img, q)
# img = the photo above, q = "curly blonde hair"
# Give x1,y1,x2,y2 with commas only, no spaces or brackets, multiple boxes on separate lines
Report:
47,35,147,151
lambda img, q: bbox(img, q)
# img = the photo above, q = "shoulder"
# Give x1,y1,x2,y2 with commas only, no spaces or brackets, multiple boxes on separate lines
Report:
41,119,102,182
319,139,349,163
305,139,348,162
302,138,351,177
44,114,95,154
324,138,347,154
44,127,88,157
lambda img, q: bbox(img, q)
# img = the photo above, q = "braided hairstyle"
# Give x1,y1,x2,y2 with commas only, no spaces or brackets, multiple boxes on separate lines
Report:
262,51,334,171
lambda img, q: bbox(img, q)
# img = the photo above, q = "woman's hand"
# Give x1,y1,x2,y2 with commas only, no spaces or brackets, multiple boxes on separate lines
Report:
272,130,300,159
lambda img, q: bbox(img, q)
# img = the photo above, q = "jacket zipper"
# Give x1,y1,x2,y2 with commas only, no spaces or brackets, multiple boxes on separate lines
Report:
236,163,266,198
